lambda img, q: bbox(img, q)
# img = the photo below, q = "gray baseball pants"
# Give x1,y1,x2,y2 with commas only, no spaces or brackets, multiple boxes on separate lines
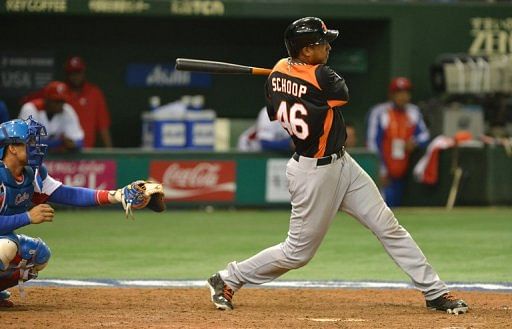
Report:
219,152,449,300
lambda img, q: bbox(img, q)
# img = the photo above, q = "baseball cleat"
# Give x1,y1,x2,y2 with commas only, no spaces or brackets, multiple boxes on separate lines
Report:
426,293,468,314
207,273,234,310
0,290,14,308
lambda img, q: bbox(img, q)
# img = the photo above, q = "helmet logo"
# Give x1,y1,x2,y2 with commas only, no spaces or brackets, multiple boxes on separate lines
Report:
389,77,412,92
56,84,65,94
396,78,407,88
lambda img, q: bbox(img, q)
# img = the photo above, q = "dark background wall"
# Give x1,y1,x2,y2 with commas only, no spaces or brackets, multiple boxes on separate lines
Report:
1,1,511,147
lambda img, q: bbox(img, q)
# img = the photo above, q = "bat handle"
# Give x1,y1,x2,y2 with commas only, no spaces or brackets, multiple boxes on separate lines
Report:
252,68,272,76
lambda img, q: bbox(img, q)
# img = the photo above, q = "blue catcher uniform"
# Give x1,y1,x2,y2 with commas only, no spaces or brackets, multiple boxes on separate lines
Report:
0,164,52,292
0,118,52,301
0,117,118,307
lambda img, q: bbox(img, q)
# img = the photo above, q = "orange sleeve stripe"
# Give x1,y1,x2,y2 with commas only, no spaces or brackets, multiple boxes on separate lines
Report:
315,108,333,158
273,59,321,90
327,100,347,108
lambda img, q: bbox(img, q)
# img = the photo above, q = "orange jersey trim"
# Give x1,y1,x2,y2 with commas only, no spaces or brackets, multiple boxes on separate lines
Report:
327,100,347,108
273,59,321,90
314,108,333,158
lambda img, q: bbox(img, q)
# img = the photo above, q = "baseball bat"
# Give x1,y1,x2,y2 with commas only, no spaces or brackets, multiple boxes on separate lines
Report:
175,58,272,76
446,145,462,210
446,167,463,210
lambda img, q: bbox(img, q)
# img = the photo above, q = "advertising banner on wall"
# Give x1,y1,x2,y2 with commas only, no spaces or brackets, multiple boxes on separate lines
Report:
150,160,236,201
0,52,54,97
45,160,117,189
265,159,290,203
125,63,212,88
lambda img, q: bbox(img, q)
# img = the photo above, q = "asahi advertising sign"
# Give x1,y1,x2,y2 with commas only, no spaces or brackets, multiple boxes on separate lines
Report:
150,160,236,201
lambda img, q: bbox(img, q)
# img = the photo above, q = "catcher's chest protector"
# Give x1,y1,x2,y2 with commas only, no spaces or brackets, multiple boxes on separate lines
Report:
0,165,35,216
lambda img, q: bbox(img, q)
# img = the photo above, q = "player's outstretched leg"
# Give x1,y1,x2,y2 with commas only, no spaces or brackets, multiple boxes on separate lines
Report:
426,293,468,314
207,273,235,310
339,154,469,314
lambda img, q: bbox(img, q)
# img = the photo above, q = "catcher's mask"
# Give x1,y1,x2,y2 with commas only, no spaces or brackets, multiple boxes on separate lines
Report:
284,17,339,58
0,116,48,169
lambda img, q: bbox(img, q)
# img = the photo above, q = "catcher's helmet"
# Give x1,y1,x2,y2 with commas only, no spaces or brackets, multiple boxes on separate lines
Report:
0,116,48,168
284,17,339,57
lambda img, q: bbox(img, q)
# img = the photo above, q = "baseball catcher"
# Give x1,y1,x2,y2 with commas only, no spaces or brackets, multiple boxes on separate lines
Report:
0,117,165,307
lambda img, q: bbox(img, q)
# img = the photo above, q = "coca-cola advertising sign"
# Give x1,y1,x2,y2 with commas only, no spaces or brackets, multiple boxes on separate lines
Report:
45,160,117,190
150,161,236,201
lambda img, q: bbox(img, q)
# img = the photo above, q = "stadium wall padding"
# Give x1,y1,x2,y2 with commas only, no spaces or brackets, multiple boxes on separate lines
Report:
45,146,512,206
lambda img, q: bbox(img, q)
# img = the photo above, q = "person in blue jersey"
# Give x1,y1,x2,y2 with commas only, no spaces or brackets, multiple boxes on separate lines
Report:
0,117,145,307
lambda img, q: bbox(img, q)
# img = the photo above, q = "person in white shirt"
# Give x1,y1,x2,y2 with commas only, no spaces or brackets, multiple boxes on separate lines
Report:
238,107,293,152
19,81,84,153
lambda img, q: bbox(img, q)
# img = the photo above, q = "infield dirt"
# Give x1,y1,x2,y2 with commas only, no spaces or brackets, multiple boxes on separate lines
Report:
0,287,510,328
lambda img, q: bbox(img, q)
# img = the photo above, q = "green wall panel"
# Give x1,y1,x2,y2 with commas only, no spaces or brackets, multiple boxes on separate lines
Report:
235,158,267,205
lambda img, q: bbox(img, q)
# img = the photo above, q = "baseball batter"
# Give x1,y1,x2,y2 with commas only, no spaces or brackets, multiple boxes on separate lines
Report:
207,17,468,315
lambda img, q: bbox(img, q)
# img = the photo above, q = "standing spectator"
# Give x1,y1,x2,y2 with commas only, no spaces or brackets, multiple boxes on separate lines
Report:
366,77,430,207
64,56,113,148
0,101,9,123
19,81,84,153
238,106,293,152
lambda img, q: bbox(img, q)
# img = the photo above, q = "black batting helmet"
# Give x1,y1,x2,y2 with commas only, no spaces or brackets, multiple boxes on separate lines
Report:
284,17,339,58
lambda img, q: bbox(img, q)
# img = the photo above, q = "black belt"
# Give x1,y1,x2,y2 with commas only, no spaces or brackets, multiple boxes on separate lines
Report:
292,147,345,166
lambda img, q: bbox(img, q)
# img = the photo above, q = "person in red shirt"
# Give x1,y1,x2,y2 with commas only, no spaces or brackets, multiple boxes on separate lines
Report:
19,81,84,153
64,56,113,148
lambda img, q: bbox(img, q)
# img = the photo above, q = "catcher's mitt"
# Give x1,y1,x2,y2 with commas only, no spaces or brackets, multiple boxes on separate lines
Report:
112,180,165,219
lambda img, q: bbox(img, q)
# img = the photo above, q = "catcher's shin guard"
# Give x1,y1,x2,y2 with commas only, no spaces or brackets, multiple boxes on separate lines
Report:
0,235,51,288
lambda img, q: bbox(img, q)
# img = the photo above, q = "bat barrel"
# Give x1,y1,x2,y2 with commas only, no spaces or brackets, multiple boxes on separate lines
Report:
176,58,253,74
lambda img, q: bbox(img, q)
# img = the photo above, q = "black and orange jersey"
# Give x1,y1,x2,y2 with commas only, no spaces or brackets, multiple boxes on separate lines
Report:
264,58,349,158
